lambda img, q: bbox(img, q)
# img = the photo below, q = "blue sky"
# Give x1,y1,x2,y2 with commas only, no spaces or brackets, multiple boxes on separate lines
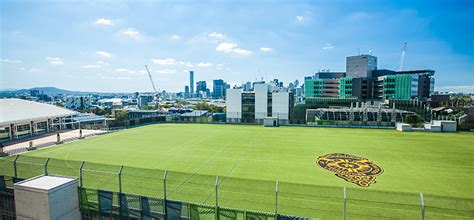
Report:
1,0,473,93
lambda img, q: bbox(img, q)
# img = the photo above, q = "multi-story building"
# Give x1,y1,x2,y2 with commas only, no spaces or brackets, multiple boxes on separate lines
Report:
305,55,435,101
189,71,195,95
64,96,92,110
196,81,207,94
374,74,418,100
212,79,226,99
304,78,339,98
138,95,154,108
373,69,435,100
226,84,293,125
242,81,252,91
346,55,377,78
314,71,346,79
184,86,190,98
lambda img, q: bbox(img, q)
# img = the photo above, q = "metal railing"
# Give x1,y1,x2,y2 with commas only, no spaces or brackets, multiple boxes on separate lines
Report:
1,155,470,219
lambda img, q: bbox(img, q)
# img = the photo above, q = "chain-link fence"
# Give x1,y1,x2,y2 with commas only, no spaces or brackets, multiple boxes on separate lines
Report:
0,155,472,219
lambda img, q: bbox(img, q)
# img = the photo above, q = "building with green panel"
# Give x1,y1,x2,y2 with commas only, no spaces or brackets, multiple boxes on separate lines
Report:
304,55,435,101
304,79,323,97
379,74,418,100
338,77,353,98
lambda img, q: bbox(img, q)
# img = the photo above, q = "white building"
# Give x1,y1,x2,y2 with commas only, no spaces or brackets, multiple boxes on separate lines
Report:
64,96,92,110
226,88,242,123
98,98,123,108
226,84,293,124
0,99,77,141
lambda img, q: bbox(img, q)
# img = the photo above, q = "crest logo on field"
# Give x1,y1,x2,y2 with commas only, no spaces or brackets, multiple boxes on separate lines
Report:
317,153,383,187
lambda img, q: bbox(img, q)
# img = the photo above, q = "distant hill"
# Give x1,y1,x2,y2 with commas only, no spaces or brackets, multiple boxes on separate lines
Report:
30,87,91,95
0,87,94,96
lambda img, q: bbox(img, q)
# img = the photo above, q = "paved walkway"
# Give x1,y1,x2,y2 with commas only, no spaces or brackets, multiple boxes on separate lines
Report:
3,129,105,153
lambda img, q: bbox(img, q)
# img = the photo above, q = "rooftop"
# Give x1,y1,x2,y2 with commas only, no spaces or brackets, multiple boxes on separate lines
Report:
181,110,208,117
16,175,77,192
0,98,77,126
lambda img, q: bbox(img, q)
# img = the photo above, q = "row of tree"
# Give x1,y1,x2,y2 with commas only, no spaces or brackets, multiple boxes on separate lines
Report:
193,102,226,113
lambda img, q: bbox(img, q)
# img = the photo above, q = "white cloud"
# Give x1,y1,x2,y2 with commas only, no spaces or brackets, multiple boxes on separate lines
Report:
216,42,252,56
121,28,141,40
260,47,272,52
216,42,236,52
117,76,131,80
114,68,133,72
233,48,253,56
95,18,113,26
29,68,41,72
197,62,213,67
96,51,112,58
216,64,224,70
323,43,334,50
0,58,22,63
183,62,194,67
208,32,226,40
97,61,110,65
170,35,181,40
435,86,474,93
156,69,177,74
152,58,177,65
46,57,64,65
114,68,146,75
151,58,194,67
296,15,304,22
81,64,101,68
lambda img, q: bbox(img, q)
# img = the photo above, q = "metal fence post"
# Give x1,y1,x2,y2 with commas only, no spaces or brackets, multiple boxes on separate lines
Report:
44,158,50,175
163,170,168,218
13,155,20,178
215,176,219,220
118,165,124,193
343,187,347,220
79,161,85,187
275,179,279,216
420,192,425,220
118,165,124,220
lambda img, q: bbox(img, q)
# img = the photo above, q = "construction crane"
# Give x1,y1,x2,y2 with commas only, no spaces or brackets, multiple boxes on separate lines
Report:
398,42,407,71
145,65,158,101
145,65,157,93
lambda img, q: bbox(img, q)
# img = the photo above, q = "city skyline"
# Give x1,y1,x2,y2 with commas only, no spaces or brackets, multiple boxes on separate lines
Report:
1,0,473,93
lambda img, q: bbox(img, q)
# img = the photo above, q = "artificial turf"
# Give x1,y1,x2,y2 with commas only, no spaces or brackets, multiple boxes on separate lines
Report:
1,123,473,219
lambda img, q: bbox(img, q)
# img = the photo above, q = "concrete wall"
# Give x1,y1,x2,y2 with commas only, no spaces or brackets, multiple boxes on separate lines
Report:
226,88,242,120
396,123,412,132
263,117,278,127
254,84,269,119
272,92,289,120
14,176,80,220
426,120,457,132
440,121,457,132
346,55,377,78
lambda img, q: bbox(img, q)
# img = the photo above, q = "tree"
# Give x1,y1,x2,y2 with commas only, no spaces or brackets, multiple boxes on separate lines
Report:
194,102,210,110
115,111,129,122
404,114,422,125
193,102,225,113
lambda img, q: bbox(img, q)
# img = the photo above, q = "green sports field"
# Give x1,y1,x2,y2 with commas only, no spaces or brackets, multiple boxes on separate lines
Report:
1,123,473,219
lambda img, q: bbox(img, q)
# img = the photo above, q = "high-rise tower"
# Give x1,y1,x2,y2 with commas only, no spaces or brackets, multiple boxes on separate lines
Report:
189,71,194,94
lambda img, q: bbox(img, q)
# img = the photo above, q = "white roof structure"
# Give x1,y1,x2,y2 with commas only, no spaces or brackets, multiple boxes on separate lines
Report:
16,175,77,191
0,98,77,126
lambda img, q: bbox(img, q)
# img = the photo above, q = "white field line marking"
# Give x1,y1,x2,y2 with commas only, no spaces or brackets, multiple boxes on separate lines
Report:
167,130,252,197
201,129,265,204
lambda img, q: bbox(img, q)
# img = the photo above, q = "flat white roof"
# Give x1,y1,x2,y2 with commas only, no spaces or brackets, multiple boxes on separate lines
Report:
17,175,76,191
0,98,77,126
